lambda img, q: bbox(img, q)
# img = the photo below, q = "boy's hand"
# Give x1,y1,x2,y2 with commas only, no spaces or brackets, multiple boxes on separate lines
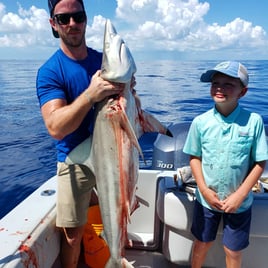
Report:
221,192,244,213
202,187,224,211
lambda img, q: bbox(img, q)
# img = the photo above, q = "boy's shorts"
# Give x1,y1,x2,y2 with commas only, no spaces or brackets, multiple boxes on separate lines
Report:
56,162,96,228
191,200,251,251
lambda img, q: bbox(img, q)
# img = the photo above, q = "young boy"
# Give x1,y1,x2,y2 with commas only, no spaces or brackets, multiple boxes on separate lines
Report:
183,61,268,268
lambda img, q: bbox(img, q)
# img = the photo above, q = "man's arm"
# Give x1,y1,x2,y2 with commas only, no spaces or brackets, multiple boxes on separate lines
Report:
41,70,123,140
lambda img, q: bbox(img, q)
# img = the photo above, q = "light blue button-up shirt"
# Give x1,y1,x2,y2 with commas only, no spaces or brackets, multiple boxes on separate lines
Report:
183,105,268,213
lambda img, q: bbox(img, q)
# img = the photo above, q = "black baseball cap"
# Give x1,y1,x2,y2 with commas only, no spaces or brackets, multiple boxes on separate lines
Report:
48,0,85,38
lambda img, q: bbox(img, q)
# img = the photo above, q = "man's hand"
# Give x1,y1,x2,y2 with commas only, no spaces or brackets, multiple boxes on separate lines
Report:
85,70,124,103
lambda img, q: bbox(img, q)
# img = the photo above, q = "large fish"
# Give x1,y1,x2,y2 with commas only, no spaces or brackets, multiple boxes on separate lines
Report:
66,19,170,267
98,20,171,267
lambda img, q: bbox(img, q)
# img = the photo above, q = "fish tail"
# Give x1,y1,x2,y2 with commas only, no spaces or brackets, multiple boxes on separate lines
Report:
105,257,134,268
122,257,135,268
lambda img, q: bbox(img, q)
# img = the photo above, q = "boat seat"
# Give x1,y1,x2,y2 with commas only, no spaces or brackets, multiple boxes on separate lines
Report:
127,169,162,250
156,175,268,267
156,176,196,264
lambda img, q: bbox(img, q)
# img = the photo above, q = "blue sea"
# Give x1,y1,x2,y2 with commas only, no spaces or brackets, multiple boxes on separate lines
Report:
1,60,268,219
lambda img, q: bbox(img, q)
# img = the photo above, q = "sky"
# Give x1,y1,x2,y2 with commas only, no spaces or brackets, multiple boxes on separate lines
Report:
0,0,267,61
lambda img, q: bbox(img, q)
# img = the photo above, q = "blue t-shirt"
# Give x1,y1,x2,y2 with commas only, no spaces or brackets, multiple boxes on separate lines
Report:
183,105,268,213
36,48,102,162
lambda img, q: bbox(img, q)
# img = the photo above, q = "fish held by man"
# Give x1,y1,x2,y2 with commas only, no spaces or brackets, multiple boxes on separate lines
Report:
66,19,171,267
95,19,171,268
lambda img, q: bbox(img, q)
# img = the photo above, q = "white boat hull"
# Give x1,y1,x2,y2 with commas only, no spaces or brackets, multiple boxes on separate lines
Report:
1,169,268,267
0,176,59,268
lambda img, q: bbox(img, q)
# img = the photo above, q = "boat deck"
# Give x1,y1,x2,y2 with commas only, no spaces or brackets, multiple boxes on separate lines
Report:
52,249,189,268
125,249,189,268
2,170,268,268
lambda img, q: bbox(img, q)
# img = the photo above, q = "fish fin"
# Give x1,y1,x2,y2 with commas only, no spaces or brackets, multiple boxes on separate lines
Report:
133,89,172,137
120,110,144,161
139,110,169,136
65,136,95,171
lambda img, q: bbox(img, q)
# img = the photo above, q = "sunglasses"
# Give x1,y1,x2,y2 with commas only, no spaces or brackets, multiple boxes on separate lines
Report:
53,11,86,25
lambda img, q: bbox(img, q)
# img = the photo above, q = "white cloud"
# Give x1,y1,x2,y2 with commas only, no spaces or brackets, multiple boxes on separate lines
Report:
0,0,266,59
183,18,266,52
113,0,267,55
0,3,52,48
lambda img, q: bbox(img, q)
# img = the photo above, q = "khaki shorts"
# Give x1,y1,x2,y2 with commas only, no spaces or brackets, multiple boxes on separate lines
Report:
56,162,95,228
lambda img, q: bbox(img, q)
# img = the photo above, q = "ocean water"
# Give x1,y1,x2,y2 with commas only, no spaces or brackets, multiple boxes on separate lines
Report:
1,60,268,219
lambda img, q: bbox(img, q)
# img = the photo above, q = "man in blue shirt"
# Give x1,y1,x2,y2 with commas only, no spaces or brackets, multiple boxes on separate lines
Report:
36,0,125,267
183,61,268,268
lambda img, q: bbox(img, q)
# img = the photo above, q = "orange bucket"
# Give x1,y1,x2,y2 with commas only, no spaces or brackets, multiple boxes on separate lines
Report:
83,205,110,268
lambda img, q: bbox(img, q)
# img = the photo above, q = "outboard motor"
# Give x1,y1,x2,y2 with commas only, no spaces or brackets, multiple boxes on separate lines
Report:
152,122,191,170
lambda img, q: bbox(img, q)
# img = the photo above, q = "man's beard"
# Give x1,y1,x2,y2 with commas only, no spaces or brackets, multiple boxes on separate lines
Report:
61,28,86,48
